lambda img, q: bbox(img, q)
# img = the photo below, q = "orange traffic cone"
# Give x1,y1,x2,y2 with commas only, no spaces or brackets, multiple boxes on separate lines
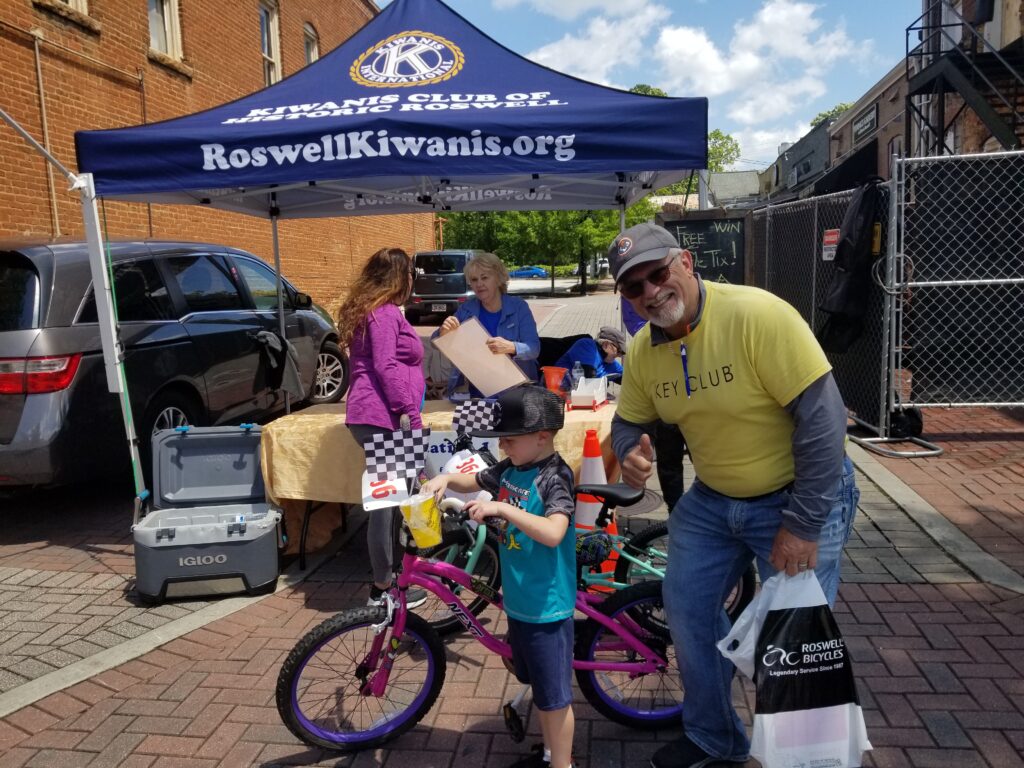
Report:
576,429,620,591
575,429,606,527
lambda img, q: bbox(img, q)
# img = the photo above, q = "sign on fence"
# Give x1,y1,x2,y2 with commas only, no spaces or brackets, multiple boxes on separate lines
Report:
822,228,840,261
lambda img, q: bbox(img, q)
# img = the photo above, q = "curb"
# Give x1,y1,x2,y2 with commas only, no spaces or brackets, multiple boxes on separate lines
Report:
0,508,367,718
847,442,1024,595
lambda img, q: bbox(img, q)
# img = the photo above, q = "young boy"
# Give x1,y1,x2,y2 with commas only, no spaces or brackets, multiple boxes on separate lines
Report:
422,385,576,768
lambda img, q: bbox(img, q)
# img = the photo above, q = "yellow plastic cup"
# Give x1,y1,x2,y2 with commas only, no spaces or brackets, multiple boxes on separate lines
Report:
399,493,443,549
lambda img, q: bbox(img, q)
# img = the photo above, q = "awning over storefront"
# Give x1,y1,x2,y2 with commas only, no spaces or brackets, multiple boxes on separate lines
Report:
814,139,879,196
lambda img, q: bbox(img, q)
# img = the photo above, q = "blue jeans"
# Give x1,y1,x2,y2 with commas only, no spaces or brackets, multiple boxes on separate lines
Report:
662,456,859,760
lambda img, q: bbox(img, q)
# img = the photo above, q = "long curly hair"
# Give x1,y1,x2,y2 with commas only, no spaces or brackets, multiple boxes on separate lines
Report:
336,248,412,348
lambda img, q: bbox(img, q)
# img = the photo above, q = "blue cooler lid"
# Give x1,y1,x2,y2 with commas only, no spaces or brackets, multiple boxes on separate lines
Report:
151,425,267,509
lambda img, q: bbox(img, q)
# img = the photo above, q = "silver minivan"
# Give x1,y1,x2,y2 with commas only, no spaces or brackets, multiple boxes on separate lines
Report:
404,249,480,324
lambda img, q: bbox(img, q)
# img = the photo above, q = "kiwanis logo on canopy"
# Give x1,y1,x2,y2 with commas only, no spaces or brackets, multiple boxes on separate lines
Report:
351,30,464,88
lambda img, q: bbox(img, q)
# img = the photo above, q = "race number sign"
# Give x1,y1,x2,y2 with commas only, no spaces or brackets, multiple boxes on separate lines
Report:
361,471,410,511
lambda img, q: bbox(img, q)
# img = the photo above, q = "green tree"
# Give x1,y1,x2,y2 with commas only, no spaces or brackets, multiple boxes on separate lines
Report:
655,129,742,194
629,83,668,97
443,200,656,270
810,102,852,127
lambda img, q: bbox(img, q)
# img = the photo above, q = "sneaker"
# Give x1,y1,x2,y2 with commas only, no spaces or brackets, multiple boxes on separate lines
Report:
650,734,746,768
367,585,428,610
506,743,548,768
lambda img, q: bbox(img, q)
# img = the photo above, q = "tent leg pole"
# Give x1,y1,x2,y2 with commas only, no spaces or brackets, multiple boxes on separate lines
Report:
618,203,627,334
270,201,289,415
80,174,145,498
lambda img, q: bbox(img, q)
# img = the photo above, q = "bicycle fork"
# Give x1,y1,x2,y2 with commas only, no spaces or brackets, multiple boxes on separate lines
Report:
359,593,406,698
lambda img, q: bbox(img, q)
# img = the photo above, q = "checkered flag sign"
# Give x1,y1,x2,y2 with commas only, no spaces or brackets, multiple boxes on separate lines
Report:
362,427,431,481
452,399,498,435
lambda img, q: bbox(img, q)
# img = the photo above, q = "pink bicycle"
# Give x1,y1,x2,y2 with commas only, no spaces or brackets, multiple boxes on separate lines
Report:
275,483,682,752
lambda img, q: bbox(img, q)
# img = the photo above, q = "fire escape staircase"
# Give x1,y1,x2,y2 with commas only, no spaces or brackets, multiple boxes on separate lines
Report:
906,1,1024,153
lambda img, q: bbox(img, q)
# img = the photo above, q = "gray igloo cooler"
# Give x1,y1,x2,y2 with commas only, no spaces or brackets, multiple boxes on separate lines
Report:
133,424,282,603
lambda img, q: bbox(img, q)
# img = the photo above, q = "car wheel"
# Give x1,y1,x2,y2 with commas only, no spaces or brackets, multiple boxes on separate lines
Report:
140,390,202,485
309,341,349,404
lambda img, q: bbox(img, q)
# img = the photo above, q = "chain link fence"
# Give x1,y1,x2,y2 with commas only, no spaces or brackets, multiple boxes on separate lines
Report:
750,149,1024,447
751,189,891,436
893,151,1024,409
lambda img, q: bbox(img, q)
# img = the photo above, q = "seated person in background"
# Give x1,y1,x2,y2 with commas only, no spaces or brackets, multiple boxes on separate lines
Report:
432,252,540,398
554,326,627,381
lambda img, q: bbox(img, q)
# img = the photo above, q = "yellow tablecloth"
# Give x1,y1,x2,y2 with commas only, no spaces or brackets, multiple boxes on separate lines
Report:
261,399,619,505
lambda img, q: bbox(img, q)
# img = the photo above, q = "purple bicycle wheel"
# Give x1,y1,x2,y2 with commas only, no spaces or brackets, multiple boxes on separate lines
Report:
575,580,684,728
276,607,446,751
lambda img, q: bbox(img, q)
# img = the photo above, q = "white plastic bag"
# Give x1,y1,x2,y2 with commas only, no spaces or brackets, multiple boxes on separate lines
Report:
717,570,872,768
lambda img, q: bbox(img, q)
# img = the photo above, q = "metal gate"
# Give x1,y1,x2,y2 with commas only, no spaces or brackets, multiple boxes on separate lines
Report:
750,150,1024,456
750,189,891,439
891,151,1024,410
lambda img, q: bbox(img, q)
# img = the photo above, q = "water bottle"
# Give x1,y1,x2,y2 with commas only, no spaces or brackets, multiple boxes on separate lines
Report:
571,361,584,390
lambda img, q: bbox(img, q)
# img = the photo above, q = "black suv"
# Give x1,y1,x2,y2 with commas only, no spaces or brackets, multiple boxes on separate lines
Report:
0,240,348,488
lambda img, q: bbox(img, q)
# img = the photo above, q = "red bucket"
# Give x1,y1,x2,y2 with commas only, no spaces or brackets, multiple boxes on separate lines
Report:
540,366,568,399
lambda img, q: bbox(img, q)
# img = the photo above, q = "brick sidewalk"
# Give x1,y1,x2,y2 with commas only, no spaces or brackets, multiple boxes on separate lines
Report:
2,293,1024,767
0,484,214,696
3,473,1024,767
873,408,1024,577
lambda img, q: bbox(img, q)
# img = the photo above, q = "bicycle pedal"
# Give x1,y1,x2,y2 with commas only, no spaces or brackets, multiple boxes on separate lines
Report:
502,702,526,743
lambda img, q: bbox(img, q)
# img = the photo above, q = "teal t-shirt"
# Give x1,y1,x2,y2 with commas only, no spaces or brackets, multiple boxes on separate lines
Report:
477,454,576,623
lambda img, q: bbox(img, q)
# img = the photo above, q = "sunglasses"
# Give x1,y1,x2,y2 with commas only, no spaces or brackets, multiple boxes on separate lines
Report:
618,254,678,299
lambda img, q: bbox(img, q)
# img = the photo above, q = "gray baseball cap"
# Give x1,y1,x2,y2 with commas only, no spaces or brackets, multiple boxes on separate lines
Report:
596,326,627,355
607,222,679,281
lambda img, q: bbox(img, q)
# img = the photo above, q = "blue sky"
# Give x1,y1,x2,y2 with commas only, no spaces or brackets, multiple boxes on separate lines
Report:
378,0,920,167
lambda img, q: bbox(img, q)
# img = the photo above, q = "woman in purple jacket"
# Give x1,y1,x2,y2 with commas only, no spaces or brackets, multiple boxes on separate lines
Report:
336,247,426,606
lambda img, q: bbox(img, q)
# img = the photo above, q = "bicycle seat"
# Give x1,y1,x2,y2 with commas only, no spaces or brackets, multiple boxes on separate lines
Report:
575,482,643,509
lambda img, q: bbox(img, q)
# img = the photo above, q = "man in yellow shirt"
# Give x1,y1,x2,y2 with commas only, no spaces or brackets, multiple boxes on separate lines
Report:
608,223,859,768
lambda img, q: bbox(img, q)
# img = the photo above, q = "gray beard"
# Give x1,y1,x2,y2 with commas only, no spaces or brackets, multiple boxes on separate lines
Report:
649,296,687,329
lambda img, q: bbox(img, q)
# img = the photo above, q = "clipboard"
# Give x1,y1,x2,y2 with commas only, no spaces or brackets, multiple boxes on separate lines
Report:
432,317,529,397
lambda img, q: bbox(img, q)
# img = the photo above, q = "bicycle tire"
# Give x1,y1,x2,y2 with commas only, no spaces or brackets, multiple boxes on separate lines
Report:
575,580,683,729
417,527,502,636
728,565,757,621
617,522,757,623
276,606,446,752
615,522,669,587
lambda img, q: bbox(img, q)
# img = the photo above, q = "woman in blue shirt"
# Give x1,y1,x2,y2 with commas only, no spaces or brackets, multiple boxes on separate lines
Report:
433,252,539,397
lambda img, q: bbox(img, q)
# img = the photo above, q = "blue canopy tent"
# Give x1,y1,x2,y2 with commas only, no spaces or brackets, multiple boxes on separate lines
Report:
69,0,707,496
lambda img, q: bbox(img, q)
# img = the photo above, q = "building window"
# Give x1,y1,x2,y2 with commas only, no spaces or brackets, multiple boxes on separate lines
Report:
304,23,319,64
148,0,182,59
259,0,282,85
61,0,88,12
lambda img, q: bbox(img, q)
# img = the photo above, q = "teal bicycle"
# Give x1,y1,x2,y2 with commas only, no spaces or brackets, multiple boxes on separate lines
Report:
414,470,756,630
575,490,756,622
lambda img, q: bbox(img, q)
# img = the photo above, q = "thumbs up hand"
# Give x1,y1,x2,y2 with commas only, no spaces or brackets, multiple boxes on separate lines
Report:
621,433,655,490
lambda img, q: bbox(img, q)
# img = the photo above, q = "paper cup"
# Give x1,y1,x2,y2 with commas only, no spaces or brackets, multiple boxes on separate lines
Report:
399,493,443,549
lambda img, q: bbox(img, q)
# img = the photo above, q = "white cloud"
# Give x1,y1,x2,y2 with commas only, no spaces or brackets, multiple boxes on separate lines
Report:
493,0,650,22
732,0,850,65
727,75,826,124
733,122,812,165
526,5,670,86
653,0,858,126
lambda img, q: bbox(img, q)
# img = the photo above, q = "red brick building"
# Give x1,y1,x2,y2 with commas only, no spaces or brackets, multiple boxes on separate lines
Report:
0,0,435,314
